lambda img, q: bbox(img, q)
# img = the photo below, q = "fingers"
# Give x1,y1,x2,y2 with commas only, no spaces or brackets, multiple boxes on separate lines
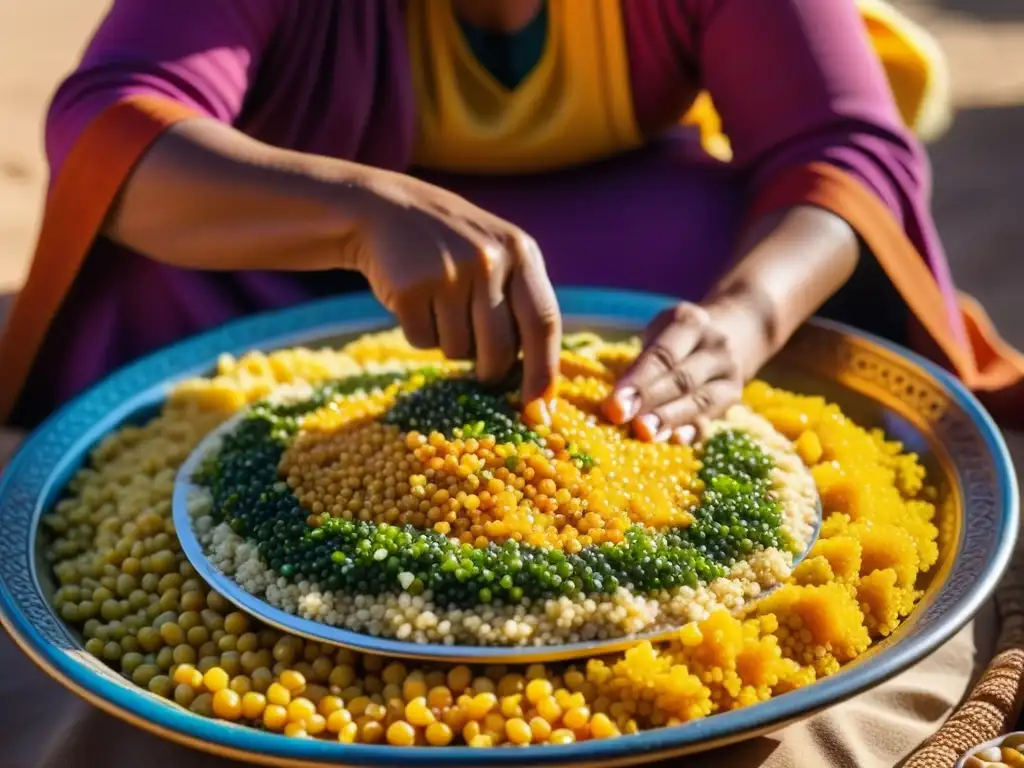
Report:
366,209,442,350
634,348,735,414
430,235,476,361
507,235,561,402
642,307,677,347
624,304,708,391
471,263,519,384
433,293,473,361
604,302,745,442
629,327,742,440
392,294,438,350
424,213,522,381
367,185,558,397
606,304,707,424
634,380,741,441
671,424,698,446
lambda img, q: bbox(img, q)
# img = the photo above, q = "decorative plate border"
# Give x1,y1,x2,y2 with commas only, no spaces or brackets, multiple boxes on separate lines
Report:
0,288,1016,767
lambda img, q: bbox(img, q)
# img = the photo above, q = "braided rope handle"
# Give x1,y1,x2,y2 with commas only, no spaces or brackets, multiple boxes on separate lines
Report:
903,542,1024,768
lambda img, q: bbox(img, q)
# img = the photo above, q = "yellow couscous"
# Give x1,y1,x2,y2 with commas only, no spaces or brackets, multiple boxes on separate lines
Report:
187,334,817,646
42,330,938,747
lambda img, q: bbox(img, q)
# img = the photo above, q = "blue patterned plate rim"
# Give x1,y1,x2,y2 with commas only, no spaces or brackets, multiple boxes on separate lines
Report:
171,407,823,663
0,287,1015,767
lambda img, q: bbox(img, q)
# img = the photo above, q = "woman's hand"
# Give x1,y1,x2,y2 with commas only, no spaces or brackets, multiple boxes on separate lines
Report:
103,120,562,403
603,206,860,442
351,172,562,402
604,299,770,443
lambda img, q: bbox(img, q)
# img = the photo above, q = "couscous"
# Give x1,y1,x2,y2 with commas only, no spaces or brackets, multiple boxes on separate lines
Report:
188,333,818,646
42,330,938,747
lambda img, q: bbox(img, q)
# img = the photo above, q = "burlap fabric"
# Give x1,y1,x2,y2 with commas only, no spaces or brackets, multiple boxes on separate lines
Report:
902,526,1024,768
0,432,1019,768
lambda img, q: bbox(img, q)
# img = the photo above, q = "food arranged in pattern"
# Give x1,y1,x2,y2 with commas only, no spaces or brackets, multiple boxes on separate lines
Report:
42,330,938,747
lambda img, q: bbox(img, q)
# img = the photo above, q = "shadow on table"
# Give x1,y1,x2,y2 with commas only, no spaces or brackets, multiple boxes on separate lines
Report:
0,292,11,328
653,736,782,766
0,293,23,463
935,0,1024,21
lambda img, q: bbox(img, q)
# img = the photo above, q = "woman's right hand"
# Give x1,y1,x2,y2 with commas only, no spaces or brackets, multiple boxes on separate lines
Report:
348,171,562,402
102,119,561,401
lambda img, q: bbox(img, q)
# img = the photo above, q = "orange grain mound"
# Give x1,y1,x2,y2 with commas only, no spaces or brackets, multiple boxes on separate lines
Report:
39,333,940,746
279,367,702,551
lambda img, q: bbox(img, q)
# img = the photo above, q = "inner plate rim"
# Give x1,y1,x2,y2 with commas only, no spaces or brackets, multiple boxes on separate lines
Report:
0,288,1016,767
172,403,823,663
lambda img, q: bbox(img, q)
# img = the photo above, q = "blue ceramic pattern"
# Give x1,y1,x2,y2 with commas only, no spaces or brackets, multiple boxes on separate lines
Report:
0,288,1017,767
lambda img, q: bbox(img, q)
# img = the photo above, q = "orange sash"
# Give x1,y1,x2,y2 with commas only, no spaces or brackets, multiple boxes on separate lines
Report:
0,96,199,422
752,162,1024,429
1,99,1021,429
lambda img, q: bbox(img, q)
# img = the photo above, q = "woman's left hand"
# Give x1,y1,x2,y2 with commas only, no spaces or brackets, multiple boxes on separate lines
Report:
601,207,861,442
603,301,765,443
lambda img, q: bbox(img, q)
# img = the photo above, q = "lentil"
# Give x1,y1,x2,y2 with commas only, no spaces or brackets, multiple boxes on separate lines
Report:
192,347,817,645
426,721,454,746
43,332,938,750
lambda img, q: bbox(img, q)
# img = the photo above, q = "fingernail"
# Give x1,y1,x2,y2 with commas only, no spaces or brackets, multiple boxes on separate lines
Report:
523,397,551,428
635,413,662,442
606,388,639,424
673,425,697,445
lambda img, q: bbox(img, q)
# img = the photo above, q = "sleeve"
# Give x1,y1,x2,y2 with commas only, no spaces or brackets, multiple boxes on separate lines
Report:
46,0,284,174
680,0,1024,427
0,0,286,424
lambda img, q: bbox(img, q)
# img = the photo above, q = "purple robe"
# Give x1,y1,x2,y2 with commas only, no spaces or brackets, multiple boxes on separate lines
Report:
15,0,949,424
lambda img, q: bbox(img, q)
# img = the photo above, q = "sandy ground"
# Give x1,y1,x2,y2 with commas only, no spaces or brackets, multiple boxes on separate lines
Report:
0,0,1021,332
0,2,1021,759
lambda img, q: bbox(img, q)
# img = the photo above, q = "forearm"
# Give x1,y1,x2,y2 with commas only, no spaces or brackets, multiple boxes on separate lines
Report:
704,205,859,377
684,0,949,368
105,118,375,272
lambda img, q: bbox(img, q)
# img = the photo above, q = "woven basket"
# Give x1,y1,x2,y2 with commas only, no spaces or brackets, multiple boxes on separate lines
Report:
903,538,1024,768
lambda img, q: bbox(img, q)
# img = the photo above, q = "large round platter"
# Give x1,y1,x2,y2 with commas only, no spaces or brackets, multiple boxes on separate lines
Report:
0,288,1016,767
171,411,823,664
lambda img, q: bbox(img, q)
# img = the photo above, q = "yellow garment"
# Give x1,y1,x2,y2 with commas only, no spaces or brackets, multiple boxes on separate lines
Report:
407,0,641,174
685,0,952,161
859,0,952,142
408,0,949,171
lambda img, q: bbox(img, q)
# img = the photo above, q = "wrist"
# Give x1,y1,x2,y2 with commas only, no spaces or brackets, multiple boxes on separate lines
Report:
279,155,385,273
703,287,776,379
326,167,420,274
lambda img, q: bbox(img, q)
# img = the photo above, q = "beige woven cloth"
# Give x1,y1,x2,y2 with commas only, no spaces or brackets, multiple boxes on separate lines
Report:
901,519,1024,767
0,431,1019,768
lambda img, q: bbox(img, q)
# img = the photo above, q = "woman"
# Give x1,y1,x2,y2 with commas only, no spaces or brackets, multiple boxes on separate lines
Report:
0,1,1013,765
0,0,1020,435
